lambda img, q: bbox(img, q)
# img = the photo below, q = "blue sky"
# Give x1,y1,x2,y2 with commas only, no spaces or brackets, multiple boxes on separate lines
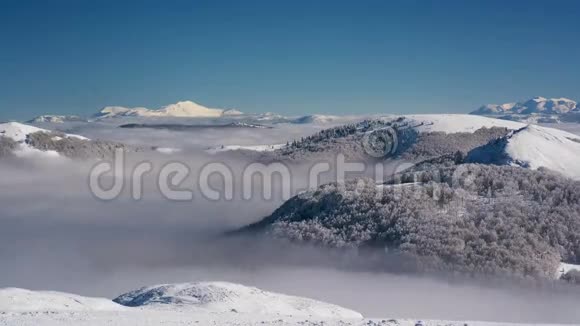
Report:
1,0,579,120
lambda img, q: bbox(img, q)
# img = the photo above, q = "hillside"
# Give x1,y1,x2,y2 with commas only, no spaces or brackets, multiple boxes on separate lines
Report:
467,125,580,179
114,282,362,319
0,122,145,159
241,164,580,279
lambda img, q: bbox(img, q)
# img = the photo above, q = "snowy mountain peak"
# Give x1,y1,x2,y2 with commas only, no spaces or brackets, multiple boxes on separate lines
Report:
157,101,223,117
113,282,363,319
472,97,579,116
95,101,242,118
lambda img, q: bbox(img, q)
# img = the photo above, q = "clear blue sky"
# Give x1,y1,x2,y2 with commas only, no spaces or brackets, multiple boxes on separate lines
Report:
1,0,579,120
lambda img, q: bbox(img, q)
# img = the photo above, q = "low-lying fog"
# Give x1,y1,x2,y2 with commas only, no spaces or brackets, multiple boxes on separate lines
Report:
1,121,580,324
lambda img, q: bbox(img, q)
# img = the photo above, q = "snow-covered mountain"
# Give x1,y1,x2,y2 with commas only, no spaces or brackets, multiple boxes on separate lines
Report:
0,283,572,326
471,96,579,116
292,114,343,124
0,122,87,158
95,101,241,119
27,115,86,124
0,122,147,160
467,124,580,179
114,282,362,319
0,282,370,325
206,114,580,175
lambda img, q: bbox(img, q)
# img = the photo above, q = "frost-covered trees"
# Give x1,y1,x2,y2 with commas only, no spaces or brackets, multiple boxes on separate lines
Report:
244,164,580,279
270,118,508,162
0,136,18,157
26,131,144,159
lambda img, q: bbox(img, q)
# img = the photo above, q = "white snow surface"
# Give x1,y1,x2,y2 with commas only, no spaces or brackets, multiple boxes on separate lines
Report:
503,125,580,178
113,282,363,319
395,114,526,133
0,122,88,159
0,122,87,142
0,288,125,312
557,262,580,278
0,283,569,326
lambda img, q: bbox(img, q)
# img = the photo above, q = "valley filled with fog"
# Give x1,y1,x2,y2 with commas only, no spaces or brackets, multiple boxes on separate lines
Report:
2,111,580,324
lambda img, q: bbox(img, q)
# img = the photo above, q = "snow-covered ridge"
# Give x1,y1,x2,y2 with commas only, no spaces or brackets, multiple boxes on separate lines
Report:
205,115,568,159
0,282,362,320
292,114,343,124
113,282,362,318
0,288,125,312
0,122,87,142
472,96,579,116
0,283,577,325
397,114,526,133
96,101,242,118
467,124,580,179
0,122,88,158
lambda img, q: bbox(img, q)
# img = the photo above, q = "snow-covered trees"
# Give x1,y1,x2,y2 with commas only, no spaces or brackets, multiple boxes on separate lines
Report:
245,164,580,279
271,118,509,162
26,131,143,159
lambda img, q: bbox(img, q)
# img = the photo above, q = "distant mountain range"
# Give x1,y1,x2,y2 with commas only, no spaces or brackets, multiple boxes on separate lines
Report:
470,97,580,123
95,100,243,118
25,100,353,126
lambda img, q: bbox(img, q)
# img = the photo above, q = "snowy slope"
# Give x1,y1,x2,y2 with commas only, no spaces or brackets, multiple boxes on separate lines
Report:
398,114,526,133
0,283,576,325
0,122,87,142
206,115,573,159
0,288,125,312
113,282,362,319
467,125,580,179
0,312,570,326
96,101,239,118
0,122,88,158
0,122,48,142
